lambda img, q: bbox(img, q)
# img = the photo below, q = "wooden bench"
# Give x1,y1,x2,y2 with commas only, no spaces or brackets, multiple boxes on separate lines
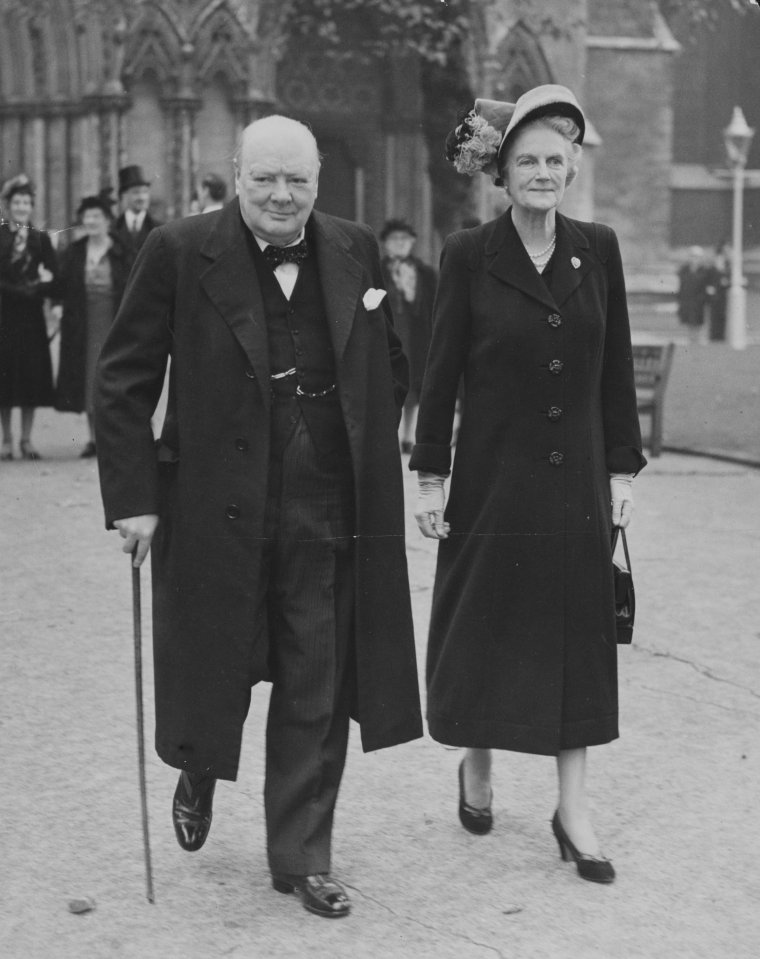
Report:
632,342,675,458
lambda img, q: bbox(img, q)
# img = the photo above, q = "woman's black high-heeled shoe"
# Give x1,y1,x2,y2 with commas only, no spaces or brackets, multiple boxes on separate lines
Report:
551,811,615,884
458,759,493,834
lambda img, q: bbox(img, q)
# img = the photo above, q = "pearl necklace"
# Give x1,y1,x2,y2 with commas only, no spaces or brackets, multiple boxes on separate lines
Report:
527,233,557,261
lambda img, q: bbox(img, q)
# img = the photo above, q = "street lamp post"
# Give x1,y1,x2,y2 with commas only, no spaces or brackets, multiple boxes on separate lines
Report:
723,106,755,350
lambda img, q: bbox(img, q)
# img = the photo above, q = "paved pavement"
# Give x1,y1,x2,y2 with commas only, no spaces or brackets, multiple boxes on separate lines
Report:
2,410,759,959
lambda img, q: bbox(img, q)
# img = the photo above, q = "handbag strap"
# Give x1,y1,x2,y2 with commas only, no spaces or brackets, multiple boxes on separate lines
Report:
611,526,632,573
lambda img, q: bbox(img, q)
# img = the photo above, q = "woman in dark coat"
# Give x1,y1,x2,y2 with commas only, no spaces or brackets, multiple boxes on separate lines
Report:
410,85,646,883
0,176,57,460
379,219,436,453
54,194,130,456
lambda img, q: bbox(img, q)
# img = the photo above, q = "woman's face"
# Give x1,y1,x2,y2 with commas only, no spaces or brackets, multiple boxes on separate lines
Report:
82,208,110,237
502,125,569,214
8,192,33,225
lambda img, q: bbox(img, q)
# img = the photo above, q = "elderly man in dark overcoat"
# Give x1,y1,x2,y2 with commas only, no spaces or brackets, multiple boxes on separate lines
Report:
94,115,422,919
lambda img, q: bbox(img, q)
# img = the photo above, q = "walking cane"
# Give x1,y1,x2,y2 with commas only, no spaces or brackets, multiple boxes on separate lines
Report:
131,551,156,903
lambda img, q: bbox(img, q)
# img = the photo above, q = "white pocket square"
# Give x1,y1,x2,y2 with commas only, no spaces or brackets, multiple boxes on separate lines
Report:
362,288,387,310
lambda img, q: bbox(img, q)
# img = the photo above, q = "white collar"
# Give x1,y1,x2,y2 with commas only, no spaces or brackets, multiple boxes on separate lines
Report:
253,229,305,252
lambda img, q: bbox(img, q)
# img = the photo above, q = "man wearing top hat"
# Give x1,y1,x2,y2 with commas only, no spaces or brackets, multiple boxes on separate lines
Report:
113,164,162,262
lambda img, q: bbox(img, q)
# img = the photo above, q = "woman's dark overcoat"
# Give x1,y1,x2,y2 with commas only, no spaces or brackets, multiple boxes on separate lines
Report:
54,236,131,412
95,205,422,780
0,223,57,407
410,212,646,755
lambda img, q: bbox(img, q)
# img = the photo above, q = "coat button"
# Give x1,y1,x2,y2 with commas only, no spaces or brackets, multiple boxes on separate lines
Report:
547,312,562,328
546,406,563,421
548,359,564,374
245,367,256,379
548,451,564,466
235,438,248,452
225,504,241,519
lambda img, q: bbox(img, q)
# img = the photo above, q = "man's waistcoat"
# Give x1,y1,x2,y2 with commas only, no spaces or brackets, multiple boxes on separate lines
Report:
248,231,349,459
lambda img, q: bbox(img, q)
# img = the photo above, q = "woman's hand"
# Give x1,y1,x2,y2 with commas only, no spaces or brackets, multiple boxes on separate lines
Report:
414,472,451,539
114,514,159,567
610,474,634,528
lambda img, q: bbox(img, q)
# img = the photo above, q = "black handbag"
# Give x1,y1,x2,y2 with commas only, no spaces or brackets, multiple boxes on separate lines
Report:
611,527,635,644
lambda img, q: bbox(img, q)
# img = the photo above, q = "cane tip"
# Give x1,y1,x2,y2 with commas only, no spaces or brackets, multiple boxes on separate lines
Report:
68,896,96,914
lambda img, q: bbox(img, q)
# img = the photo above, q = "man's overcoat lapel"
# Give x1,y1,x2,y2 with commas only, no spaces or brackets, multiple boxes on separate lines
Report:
197,207,366,406
485,211,593,310
311,210,365,361
199,205,270,407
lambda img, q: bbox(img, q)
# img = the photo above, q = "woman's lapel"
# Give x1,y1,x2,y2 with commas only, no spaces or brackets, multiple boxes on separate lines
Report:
550,214,592,308
485,211,592,310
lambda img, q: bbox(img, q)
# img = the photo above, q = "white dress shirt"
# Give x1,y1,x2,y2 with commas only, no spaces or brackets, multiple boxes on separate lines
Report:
125,210,146,233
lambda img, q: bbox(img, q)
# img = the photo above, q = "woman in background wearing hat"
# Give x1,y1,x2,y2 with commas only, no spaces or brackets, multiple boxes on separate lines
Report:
53,194,131,457
0,175,57,460
380,219,437,453
410,85,646,883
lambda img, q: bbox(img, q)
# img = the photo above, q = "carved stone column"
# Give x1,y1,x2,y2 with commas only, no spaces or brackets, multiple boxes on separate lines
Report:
163,97,202,218
83,94,131,195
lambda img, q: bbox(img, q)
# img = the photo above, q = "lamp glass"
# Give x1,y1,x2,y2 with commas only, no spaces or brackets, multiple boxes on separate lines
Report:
724,107,755,167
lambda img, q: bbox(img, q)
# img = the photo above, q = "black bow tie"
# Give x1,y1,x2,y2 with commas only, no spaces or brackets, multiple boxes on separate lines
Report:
263,239,308,269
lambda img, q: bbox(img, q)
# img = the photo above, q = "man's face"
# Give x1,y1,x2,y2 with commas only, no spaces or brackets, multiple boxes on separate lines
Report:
124,185,150,214
383,231,415,260
235,127,319,246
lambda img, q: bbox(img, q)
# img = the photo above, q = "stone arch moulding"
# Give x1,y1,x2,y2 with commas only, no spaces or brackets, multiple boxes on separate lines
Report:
492,21,554,102
122,1,186,93
194,5,251,95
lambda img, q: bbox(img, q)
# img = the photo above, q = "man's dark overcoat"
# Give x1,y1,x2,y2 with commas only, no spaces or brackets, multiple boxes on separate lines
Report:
112,211,161,265
410,212,646,755
54,235,131,412
95,204,422,780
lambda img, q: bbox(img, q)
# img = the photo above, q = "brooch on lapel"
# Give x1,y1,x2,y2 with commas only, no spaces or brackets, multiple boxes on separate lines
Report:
571,257,581,270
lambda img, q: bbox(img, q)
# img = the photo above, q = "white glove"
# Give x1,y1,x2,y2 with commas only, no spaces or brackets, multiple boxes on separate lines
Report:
610,473,634,528
414,472,450,540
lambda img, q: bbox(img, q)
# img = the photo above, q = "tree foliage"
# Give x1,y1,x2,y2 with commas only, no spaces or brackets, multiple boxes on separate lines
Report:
285,0,754,60
286,0,470,64
657,0,752,30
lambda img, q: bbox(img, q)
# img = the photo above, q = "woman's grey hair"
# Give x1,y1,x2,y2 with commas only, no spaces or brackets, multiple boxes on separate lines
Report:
500,114,583,187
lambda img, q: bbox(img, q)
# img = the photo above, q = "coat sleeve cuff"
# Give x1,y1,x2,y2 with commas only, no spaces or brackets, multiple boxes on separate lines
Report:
408,443,452,475
606,446,647,475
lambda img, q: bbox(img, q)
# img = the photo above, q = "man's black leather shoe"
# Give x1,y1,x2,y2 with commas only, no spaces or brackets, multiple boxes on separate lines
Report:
272,873,351,918
172,771,216,851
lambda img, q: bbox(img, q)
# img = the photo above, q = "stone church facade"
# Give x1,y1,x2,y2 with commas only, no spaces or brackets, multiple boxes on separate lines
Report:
0,0,755,271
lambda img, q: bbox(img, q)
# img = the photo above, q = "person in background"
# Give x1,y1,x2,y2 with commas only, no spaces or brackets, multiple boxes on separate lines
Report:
0,175,57,461
112,165,161,263
379,219,436,454
198,173,228,213
411,85,646,884
704,242,730,343
676,245,710,344
52,193,131,457
94,115,421,919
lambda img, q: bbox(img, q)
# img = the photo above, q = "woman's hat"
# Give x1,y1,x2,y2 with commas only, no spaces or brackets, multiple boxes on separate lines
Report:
445,84,585,179
499,84,585,159
118,165,150,194
1,173,34,202
380,218,417,240
77,189,115,219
